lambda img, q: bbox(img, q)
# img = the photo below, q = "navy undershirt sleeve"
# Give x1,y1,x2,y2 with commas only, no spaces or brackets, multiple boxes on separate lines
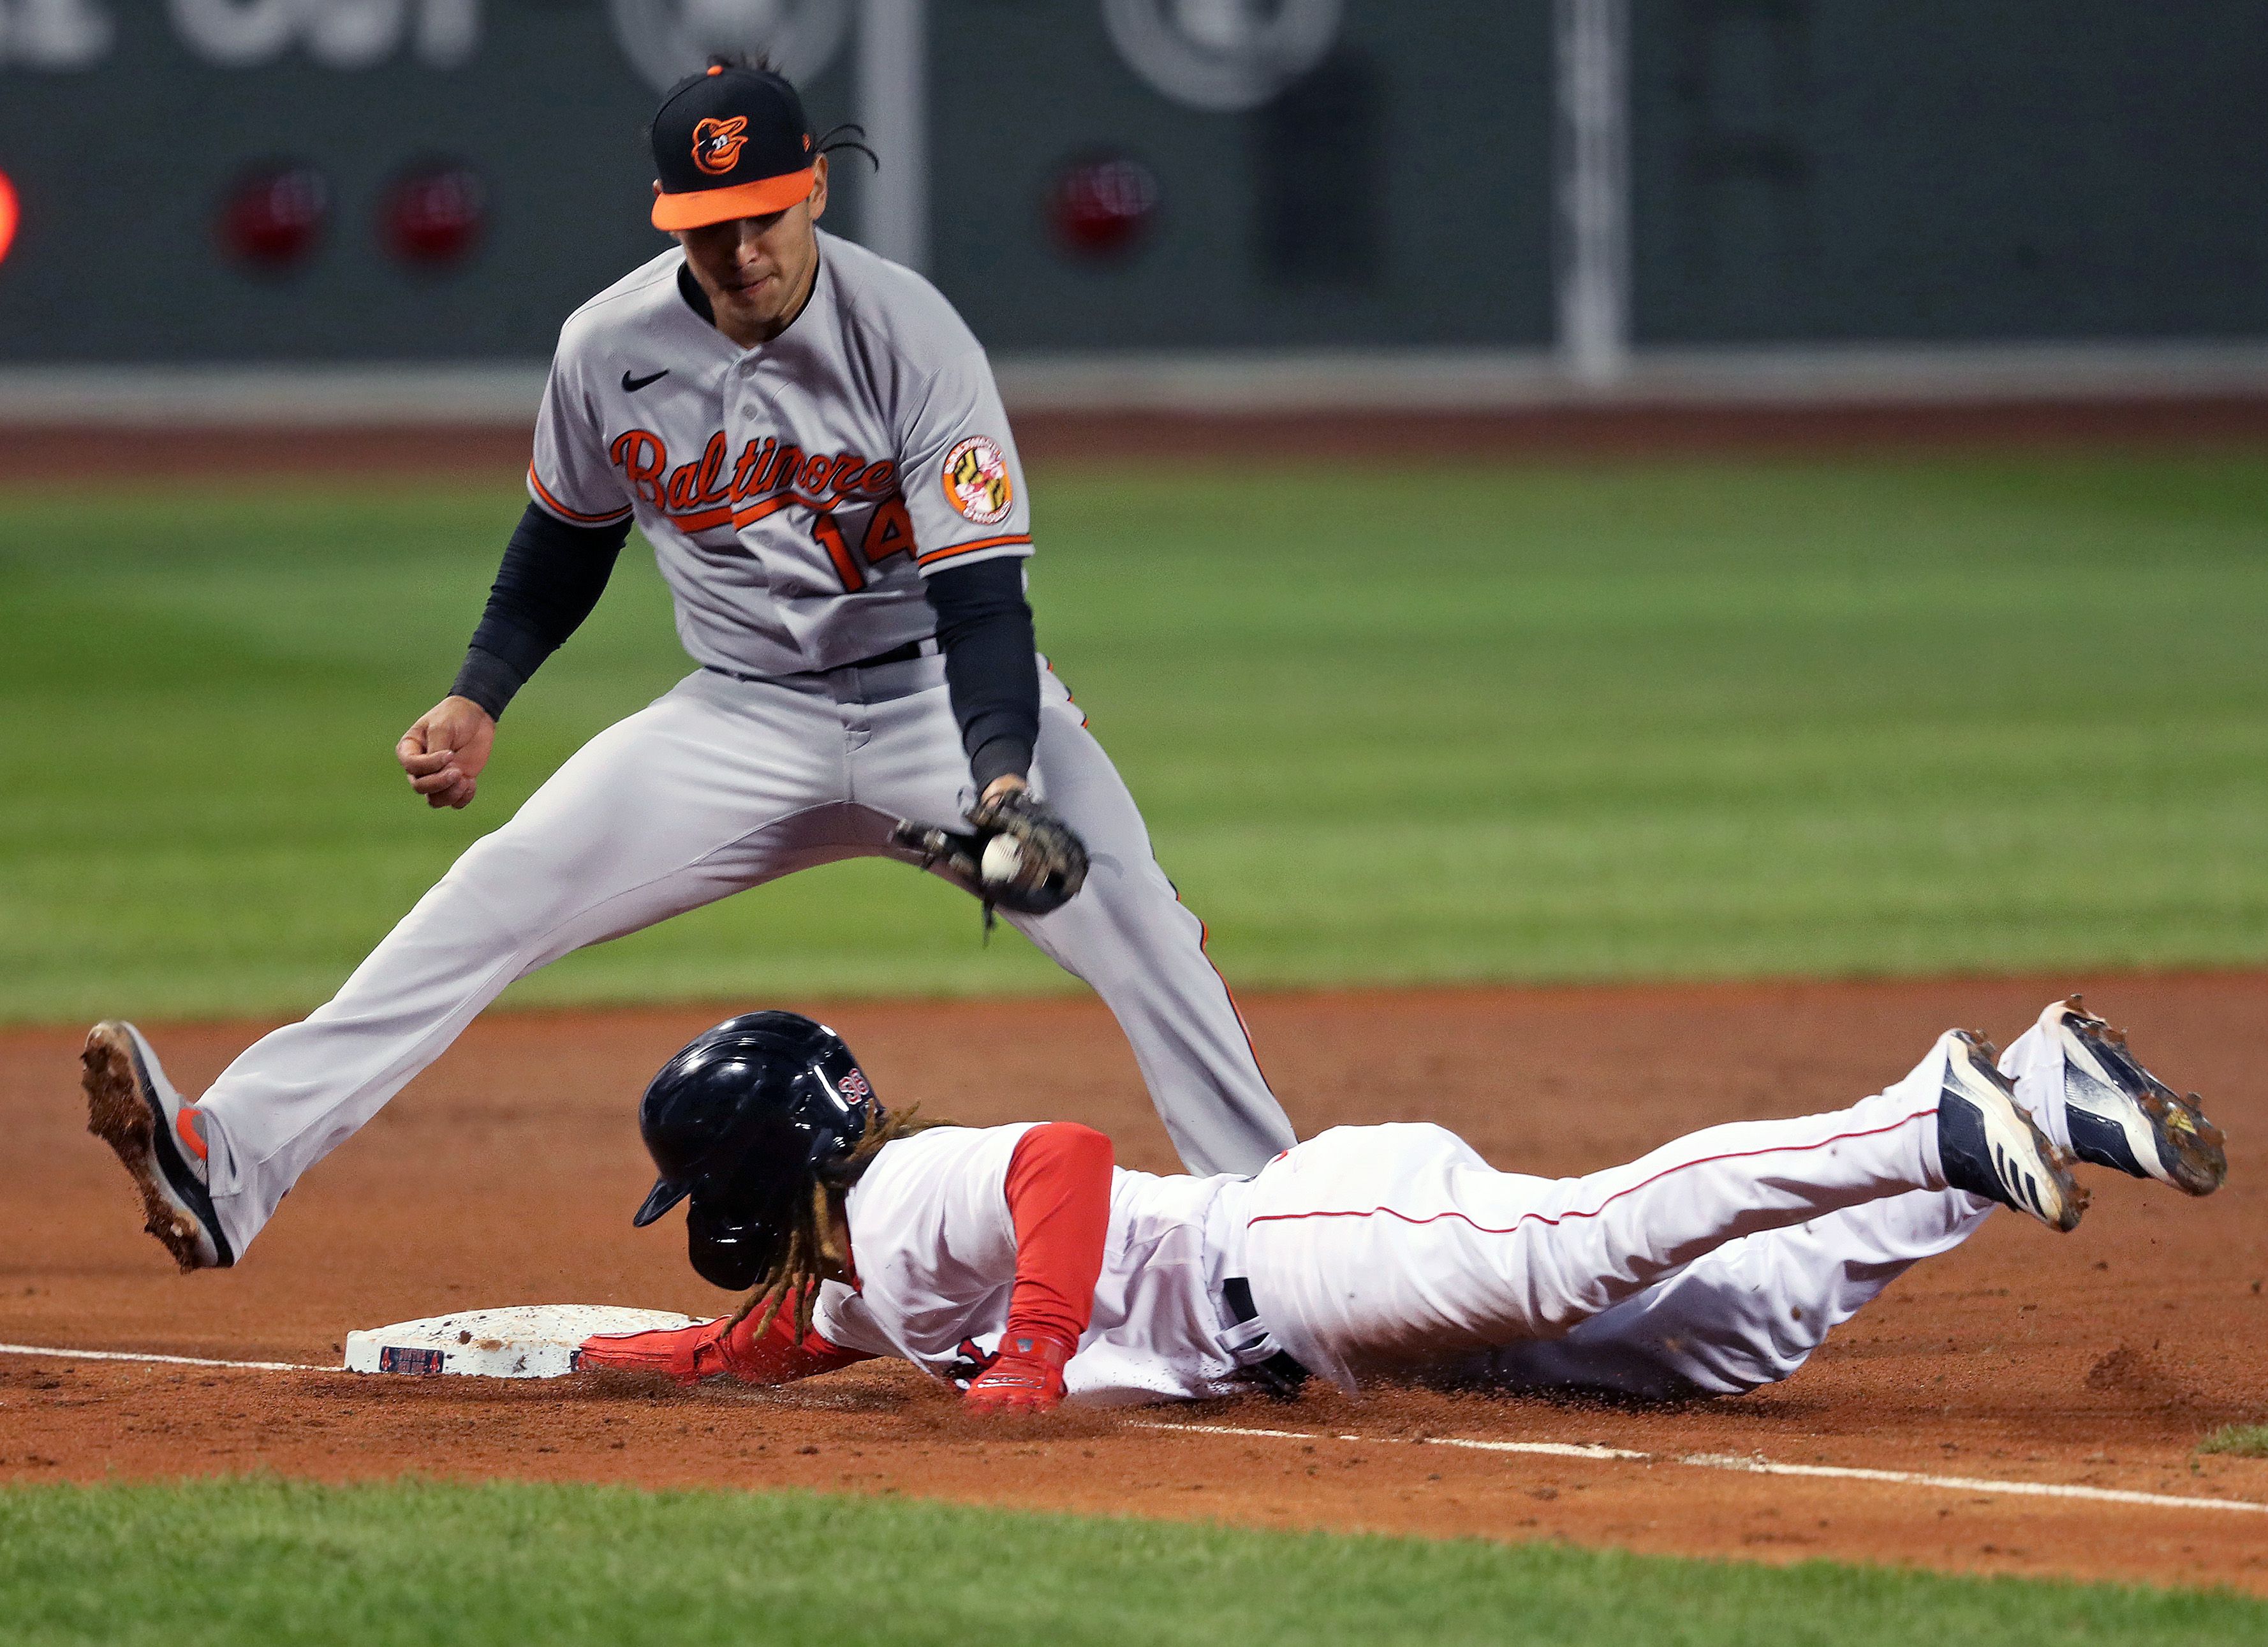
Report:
453,504,1033,785
926,557,1040,789
449,503,631,720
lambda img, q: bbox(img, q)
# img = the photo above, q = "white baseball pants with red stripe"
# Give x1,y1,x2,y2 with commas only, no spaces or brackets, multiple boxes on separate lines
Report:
1241,1038,1984,1395
189,656,1293,1259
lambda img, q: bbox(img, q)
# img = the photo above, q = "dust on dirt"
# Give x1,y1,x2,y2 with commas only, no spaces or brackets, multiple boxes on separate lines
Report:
3,973,2264,1592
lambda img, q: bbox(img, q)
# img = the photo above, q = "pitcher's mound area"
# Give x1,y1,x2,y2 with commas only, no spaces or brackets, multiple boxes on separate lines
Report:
4,975,2263,1593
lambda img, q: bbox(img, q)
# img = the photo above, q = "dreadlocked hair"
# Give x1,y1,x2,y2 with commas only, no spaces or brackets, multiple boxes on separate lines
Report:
726,1105,948,1341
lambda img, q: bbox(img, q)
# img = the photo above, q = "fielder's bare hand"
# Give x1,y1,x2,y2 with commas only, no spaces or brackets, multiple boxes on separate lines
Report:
396,696,496,810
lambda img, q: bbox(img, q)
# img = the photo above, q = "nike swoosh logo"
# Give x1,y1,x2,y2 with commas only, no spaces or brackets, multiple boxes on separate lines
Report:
621,369,670,392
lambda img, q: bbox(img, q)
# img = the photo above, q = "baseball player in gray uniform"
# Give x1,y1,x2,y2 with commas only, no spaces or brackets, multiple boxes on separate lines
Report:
82,59,1295,1273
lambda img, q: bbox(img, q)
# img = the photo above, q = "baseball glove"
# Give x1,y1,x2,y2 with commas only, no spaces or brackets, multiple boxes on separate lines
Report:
891,787,1090,920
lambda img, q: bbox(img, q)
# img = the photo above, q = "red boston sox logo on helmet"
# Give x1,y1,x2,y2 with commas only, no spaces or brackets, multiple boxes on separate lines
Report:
837,1068,872,1100
691,115,749,177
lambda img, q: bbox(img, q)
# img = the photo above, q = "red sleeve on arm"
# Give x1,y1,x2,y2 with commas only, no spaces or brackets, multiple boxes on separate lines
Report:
999,1122,1114,1349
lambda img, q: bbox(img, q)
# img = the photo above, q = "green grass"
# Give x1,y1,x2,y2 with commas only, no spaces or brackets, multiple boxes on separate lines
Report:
4,454,2265,1022
1,1479,2259,1646
2198,1424,2268,1459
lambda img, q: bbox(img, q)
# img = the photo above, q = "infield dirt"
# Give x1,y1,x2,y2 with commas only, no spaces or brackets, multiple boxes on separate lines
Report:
4,974,2264,1592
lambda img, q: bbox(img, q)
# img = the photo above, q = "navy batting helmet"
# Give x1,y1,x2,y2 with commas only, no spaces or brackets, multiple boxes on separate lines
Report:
632,1012,881,1290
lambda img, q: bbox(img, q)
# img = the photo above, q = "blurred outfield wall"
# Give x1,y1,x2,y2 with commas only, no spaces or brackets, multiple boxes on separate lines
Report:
0,1,2262,394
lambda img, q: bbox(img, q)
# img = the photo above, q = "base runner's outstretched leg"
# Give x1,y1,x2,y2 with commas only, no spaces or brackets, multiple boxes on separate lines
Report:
1243,1030,2081,1392
1439,999,2223,1399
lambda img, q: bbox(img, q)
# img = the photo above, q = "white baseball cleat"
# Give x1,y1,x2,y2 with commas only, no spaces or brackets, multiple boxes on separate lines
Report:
82,1021,235,1271
2027,996,2226,1196
1934,1029,2087,1233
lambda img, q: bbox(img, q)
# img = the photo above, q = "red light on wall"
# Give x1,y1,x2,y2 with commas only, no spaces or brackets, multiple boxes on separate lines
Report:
0,171,19,269
1047,153,1160,260
218,163,328,272
381,161,486,269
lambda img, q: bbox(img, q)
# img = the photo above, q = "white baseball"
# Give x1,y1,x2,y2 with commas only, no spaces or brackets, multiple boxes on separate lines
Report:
981,833,1026,886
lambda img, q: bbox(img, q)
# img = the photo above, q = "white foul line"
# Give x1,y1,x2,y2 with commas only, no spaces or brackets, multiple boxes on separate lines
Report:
5,1343,2259,1516
0,1342,329,1374
1133,1421,2268,1516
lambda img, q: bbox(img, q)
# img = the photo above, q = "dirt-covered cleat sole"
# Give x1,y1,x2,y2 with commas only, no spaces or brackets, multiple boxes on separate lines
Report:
81,1021,233,1271
2047,996,2226,1196
1935,1029,2088,1233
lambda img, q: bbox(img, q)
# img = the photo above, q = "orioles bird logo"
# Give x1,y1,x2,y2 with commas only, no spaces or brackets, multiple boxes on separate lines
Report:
946,439,1012,521
691,115,748,177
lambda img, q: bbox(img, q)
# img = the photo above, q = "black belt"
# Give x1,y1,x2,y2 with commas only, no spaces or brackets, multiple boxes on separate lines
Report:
704,637,938,684
1222,1276,1309,1401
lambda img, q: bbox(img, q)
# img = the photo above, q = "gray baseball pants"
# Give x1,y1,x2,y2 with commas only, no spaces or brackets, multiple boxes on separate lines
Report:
194,654,1295,1258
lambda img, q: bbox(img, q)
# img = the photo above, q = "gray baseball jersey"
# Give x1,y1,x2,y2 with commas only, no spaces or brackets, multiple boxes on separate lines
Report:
530,228,1032,676
182,235,1298,1266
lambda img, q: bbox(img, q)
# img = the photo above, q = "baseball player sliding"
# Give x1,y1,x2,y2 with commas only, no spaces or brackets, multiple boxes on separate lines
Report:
579,998,2225,1409
81,58,1293,1273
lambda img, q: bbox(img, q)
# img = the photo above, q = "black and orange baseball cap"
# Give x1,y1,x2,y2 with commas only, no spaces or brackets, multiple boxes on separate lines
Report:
650,61,816,232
